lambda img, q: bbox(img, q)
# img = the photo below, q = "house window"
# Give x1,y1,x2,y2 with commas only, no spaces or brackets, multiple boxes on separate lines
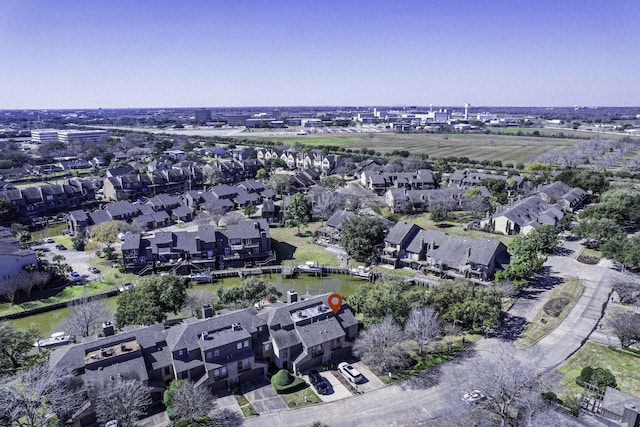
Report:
243,340,249,348
281,349,288,358
224,247,230,255
236,342,242,350
258,326,263,332
263,343,270,353
178,349,184,357
213,367,228,379
206,351,212,360
214,349,219,357
164,366,171,375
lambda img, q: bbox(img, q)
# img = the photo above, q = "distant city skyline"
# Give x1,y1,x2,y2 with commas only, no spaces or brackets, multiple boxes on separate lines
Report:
1,0,639,109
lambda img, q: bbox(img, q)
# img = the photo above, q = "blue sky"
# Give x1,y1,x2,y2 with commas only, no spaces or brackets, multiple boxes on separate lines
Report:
1,0,639,109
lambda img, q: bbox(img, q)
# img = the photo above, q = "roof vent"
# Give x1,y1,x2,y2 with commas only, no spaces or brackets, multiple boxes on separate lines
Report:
202,332,209,341
232,323,241,330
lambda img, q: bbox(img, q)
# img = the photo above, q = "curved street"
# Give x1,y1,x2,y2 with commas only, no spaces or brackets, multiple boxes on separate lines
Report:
245,238,613,426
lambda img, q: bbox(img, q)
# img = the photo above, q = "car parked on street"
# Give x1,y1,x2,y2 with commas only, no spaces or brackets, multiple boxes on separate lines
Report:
462,389,486,404
338,362,363,384
308,369,330,395
88,267,100,274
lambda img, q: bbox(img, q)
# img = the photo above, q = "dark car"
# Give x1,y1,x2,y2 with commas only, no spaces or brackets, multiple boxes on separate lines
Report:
55,244,67,250
308,369,330,395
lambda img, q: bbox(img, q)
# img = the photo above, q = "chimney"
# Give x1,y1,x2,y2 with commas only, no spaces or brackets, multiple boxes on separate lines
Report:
202,331,209,341
287,289,298,304
431,240,436,250
202,304,214,319
103,321,115,337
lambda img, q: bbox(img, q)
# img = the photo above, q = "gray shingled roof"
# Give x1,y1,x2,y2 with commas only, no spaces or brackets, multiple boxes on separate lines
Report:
385,221,420,246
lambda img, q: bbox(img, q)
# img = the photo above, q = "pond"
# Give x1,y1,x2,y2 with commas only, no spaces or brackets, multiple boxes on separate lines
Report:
11,273,367,339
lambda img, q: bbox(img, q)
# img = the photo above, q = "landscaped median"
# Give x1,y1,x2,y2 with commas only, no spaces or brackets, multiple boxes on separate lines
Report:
515,277,584,349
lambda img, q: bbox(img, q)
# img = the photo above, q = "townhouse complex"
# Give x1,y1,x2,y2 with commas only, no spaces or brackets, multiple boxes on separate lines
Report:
50,291,357,426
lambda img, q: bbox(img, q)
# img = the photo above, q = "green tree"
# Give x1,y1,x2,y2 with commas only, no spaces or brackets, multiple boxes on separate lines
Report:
0,199,20,226
427,280,502,332
86,220,127,251
340,215,386,263
572,218,621,248
527,224,558,254
319,175,345,191
115,275,188,328
217,276,282,308
255,168,269,180
588,367,617,391
283,193,312,235
348,275,426,325
267,173,292,196
0,321,38,370
480,178,508,205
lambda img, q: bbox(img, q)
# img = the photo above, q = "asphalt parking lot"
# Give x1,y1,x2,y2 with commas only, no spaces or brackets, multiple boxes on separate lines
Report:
34,240,102,283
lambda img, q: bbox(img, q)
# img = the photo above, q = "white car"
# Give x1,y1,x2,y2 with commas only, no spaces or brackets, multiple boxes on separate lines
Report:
338,362,363,384
462,389,487,404
44,237,54,243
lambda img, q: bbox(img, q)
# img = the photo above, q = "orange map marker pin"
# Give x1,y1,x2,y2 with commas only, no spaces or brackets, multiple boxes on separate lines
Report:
327,293,343,314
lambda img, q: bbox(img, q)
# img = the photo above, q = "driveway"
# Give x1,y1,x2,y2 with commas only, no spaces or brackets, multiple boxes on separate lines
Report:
308,370,351,402
242,379,288,415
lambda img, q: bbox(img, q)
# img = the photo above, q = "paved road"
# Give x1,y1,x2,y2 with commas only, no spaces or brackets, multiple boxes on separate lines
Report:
245,238,613,426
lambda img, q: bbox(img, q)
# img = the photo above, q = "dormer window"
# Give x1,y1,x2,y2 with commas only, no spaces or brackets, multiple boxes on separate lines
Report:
178,349,184,357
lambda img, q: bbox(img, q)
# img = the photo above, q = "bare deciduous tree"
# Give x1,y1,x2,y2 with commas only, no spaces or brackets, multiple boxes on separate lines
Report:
168,380,214,422
0,364,86,426
353,315,411,375
220,211,245,226
0,275,22,305
183,289,215,317
609,311,640,348
93,378,152,427
496,279,519,298
466,344,555,427
404,305,442,355
32,270,51,293
609,272,640,304
311,188,344,224
442,322,462,349
65,296,112,338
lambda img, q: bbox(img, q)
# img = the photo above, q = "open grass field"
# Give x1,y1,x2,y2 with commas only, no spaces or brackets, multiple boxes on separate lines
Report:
556,342,640,399
244,132,585,164
515,277,583,348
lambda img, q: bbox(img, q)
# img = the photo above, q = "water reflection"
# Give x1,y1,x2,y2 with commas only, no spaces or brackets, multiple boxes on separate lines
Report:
11,273,366,338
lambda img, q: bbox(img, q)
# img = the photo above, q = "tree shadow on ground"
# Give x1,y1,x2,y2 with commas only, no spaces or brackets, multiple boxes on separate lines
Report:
399,366,442,391
553,246,575,257
272,239,296,260
485,312,528,341
518,267,564,300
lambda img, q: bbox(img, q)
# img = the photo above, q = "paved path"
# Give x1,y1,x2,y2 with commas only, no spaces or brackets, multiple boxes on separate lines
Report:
245,238,613,426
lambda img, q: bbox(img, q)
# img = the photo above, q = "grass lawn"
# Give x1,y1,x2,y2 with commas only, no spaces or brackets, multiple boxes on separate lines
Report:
235,395,258,417
280,386,322,408
399,212,516,246
269,222,341,266
0,280,114,316
30,223,68,241
515,277,584,348
556,342,640,399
